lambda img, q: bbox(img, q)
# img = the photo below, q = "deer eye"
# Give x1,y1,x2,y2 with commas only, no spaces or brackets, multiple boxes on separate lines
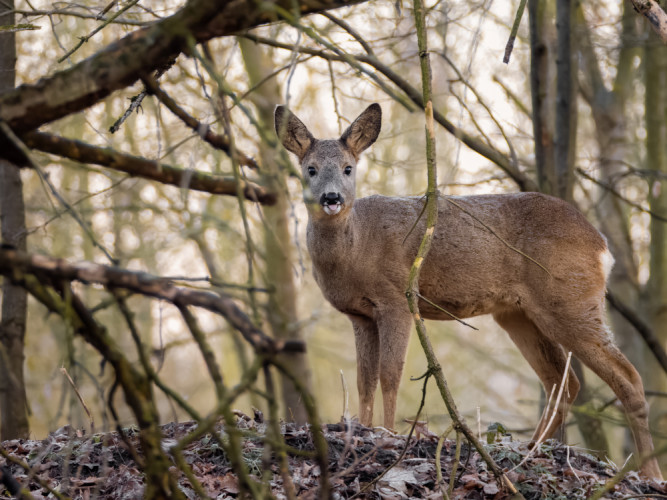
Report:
344,166,353,175
307,166,317,177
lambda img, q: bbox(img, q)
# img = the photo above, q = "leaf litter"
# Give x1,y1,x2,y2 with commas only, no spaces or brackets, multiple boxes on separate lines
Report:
0,414,665,499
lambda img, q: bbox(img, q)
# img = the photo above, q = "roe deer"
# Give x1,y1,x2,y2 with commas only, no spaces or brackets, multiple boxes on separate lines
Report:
275,103,663,479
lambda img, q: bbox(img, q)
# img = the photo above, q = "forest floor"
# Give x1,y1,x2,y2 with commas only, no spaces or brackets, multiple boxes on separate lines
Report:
0,411,665,499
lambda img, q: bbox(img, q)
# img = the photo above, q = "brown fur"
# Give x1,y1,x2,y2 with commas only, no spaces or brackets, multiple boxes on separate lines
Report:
275,103,663,479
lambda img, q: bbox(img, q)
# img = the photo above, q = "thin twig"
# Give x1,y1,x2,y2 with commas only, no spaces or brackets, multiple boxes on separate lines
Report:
193,41,263,323
587,459,636,500
176,302,224,399
340,369,350,421
434,424,454,499
605,290,667,376
263,364,297,500
416,292,478,330
577,167,667,223
401,194,428,245
13,7,146,25
272,360,331,500
503,0,528,63
407,2,523,496
511,352,572,472
96,0,119,19
60,367,95,433
565,445,580,481
108,90,147,133
439,51,519,170
1,122,117,263
57,0,140,62
142,75,259,169
493,75,531,118
445,197,552,277
320,11,375,55
267,7,414,111
0,22,39,31
109,61,175,133
111,290,202,420
448,430,463,498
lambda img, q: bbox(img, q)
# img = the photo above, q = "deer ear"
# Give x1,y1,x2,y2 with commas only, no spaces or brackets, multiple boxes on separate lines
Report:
340,103,382,158
275,106,314,161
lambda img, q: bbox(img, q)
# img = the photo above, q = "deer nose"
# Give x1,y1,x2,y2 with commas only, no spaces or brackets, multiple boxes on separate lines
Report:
321,192,344,205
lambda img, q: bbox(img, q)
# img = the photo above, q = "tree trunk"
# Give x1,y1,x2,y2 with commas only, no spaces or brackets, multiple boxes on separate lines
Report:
239,38,312,423
644,2,667,467
529,0,557,194
0,0,30,440
554,0,576,202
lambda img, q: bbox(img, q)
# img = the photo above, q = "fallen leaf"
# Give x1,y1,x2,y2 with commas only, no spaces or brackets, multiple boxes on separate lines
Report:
483,481,500,495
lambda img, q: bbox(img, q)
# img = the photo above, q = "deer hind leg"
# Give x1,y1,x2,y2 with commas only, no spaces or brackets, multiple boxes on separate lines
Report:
493,310,580,442
554,317,663,480
377,311,414,430
526,299,663,480
351,315,380,427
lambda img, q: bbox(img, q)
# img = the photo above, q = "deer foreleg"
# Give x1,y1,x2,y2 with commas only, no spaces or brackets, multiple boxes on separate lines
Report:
352,316,380,427
377,311,413,430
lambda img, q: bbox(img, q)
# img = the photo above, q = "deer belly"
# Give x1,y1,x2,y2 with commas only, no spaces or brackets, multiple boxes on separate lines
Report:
417,293,499,320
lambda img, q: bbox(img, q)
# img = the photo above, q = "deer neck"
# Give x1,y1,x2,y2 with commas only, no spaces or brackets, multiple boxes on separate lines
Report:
306,208,358,266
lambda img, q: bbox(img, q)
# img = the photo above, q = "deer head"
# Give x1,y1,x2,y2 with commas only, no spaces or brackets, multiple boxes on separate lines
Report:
275,103,382,221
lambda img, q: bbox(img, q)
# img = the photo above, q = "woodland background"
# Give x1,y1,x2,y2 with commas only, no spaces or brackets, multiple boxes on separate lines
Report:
0,0,666,495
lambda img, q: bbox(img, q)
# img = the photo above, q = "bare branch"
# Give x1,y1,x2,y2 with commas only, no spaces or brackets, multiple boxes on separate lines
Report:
142,76,259,170
0,248,304,354
242,34,539,192
439,52,519,171
503,0,528,63
407,2,523,494
57,0,140,63
628,0,667,44
606,291,667,376
320,11,374,55
0,0,370,134
22,131,275,204
13,7,147,26
577,167,667,223
2,122,117,263
492,75,531,118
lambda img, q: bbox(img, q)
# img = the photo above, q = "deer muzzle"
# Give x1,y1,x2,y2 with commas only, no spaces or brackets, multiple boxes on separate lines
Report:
320,192,345,215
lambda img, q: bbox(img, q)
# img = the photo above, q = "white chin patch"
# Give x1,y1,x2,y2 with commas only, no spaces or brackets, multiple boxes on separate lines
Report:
323,203,342,215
